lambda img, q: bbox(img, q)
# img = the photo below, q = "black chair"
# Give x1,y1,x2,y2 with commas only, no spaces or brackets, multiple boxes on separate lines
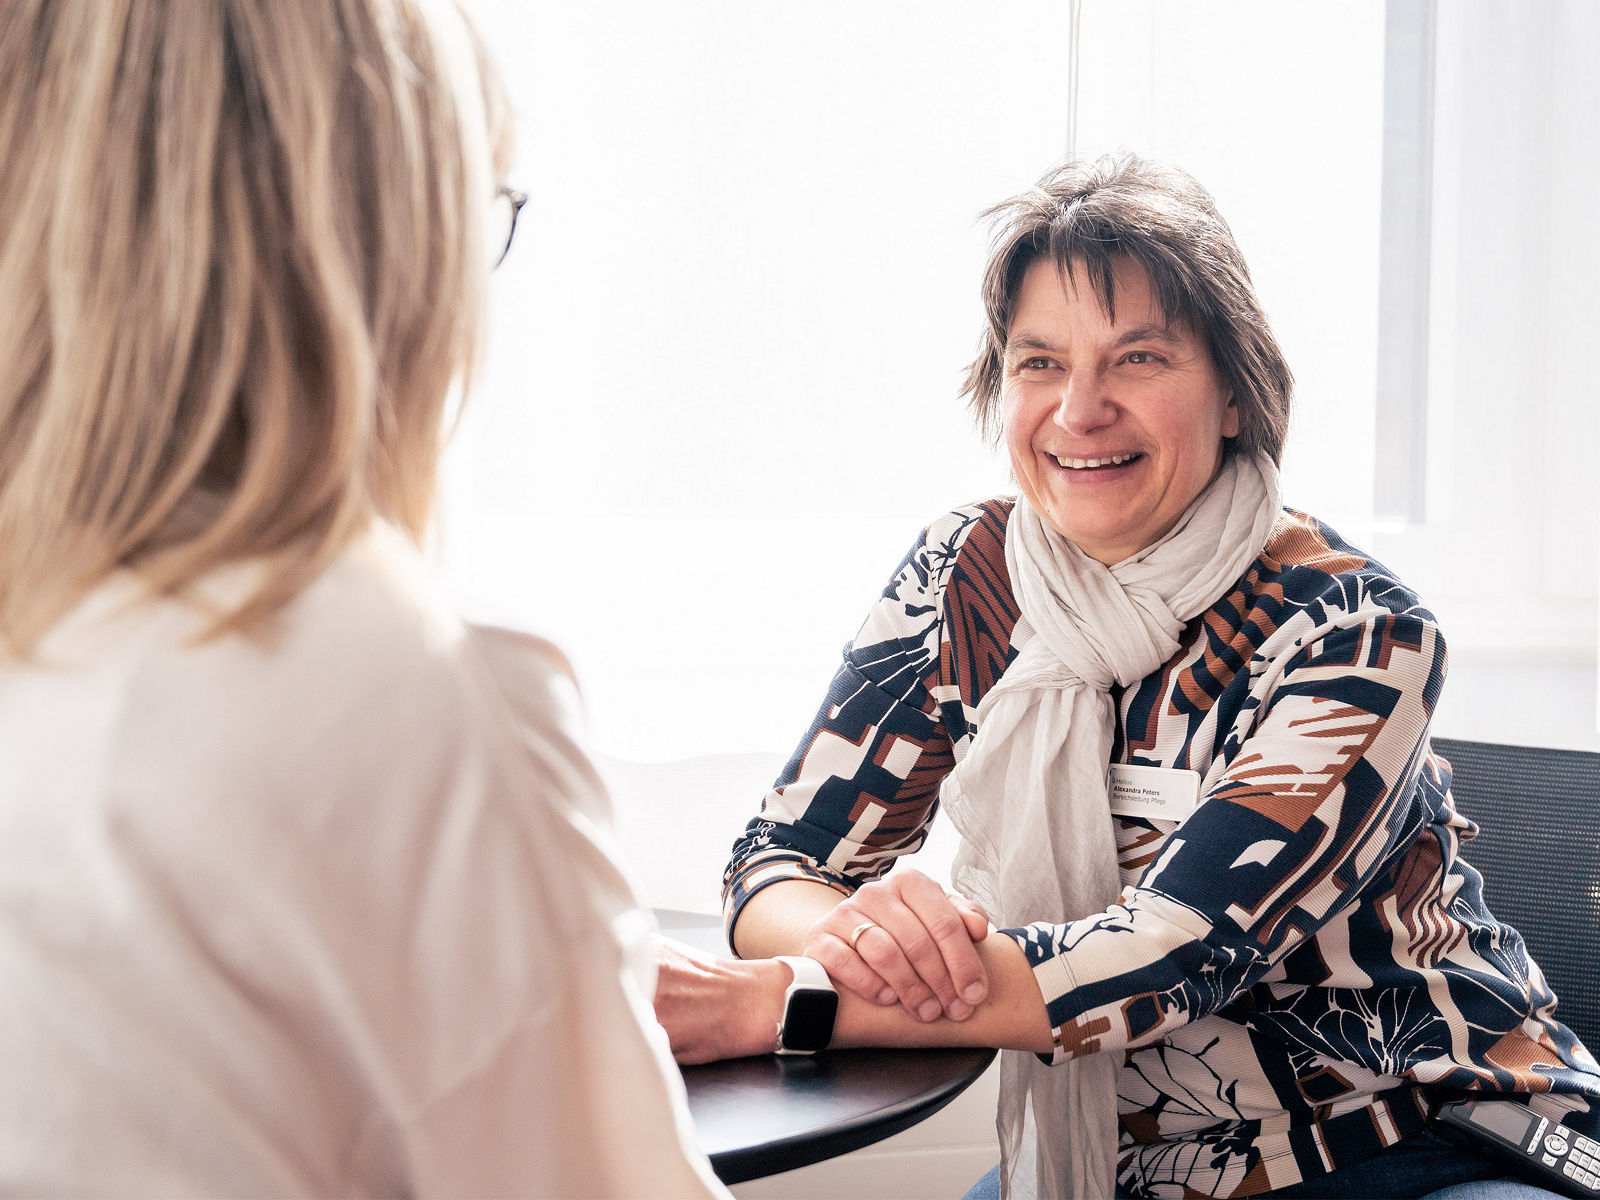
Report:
1431,736,1600,1050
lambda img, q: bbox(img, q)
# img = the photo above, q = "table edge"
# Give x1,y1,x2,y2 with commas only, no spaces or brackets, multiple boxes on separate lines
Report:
705,1046,996,1185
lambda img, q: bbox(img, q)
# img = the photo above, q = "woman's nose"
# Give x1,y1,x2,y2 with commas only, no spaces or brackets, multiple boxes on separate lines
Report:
1052,371,1115,435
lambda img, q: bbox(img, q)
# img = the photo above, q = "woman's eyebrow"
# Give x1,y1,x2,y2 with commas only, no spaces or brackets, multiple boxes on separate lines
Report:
1006,325,1188,357
1004,333,1061,355
1114,323,1186,347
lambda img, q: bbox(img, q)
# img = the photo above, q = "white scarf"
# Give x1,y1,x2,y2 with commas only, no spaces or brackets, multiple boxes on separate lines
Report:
942,453,1281,1199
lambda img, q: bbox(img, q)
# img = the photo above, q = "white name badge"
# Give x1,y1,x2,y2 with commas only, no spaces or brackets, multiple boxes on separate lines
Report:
1107,763,1202,823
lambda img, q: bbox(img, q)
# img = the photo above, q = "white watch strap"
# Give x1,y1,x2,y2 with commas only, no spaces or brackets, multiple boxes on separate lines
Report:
776,955,832,994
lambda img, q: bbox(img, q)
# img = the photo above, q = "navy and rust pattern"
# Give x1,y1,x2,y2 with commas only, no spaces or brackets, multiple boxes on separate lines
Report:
723,497,1600,1198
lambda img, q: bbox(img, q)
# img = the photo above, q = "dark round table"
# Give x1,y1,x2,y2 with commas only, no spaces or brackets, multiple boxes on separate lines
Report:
658,909,996,1185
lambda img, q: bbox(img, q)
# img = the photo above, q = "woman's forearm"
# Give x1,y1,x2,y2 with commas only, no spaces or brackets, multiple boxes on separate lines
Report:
832,930,1053,1054
729,878,848,958
656,927,1053,1063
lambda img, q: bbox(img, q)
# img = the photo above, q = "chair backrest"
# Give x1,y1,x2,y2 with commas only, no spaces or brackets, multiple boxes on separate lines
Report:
1431,736,1600,1052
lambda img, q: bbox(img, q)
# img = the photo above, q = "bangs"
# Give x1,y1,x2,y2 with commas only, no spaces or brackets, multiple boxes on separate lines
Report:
1010,220,1210,337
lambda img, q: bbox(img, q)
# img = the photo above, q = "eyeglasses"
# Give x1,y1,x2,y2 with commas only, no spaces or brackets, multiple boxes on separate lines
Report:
491,183,527,270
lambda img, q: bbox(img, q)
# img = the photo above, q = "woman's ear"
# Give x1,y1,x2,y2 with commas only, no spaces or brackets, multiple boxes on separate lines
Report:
1221,389,1240,439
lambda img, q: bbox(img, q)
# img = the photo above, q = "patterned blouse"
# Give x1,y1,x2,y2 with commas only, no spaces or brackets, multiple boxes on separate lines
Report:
723,497,1600,1198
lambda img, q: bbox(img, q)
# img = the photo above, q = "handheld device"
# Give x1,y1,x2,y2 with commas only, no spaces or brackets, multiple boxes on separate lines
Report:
1434,1096,1600,1198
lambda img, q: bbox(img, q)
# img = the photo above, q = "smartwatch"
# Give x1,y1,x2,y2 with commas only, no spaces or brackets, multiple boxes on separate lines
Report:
773,955,838,1054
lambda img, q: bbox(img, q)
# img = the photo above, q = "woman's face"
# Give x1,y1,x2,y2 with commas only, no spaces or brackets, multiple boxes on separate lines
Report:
1001,256,1240,565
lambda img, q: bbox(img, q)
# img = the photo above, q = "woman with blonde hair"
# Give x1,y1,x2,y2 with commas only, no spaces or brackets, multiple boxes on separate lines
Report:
0,2,724,1195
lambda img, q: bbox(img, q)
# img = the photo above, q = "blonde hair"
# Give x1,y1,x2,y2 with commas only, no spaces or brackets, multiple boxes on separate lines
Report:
0,0,510,656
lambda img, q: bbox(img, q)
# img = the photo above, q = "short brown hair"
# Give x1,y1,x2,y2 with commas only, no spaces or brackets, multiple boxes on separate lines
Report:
962,153,1292,465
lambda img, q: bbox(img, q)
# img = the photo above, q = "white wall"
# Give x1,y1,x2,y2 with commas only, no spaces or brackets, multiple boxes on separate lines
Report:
1368,1,1600,753
1372,1,1600,670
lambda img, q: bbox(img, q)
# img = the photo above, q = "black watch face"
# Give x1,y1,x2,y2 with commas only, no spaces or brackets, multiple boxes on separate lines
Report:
781,987,839,1052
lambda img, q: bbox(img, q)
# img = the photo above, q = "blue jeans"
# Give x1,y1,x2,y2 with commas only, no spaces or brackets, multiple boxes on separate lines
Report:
961,1128,1564,1199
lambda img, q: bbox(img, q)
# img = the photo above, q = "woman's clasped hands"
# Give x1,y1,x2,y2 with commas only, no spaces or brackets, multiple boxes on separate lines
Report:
807,868,991,1023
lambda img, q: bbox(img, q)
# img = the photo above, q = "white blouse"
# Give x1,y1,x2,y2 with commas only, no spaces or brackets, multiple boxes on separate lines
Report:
0,526,725,1198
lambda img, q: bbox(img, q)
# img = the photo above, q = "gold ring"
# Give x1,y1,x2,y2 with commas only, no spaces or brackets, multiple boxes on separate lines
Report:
847,921,877,952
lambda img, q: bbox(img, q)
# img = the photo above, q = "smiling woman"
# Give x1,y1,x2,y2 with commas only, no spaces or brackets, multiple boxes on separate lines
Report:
656,154,1600,1200
964,156,1291,505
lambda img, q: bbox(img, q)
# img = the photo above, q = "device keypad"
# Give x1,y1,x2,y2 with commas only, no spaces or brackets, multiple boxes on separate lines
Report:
1559,1146,1600,1190
1551,1129,1600,1191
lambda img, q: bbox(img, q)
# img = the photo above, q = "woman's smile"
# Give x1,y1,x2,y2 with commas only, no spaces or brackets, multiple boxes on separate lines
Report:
1051,451,1142,470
